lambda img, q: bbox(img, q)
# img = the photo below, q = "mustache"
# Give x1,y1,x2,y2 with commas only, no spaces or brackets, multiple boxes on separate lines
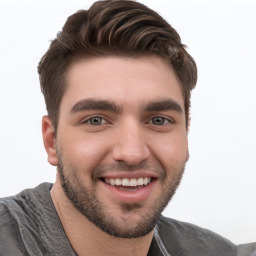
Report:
92,160,165,180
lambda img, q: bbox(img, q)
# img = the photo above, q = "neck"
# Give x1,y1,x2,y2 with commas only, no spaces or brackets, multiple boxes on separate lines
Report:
51,179,154,256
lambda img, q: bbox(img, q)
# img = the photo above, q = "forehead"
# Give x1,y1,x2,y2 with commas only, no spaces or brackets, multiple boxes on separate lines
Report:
61,55,184,112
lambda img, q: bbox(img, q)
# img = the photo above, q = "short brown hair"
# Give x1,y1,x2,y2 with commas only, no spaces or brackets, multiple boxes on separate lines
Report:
38,0,197,131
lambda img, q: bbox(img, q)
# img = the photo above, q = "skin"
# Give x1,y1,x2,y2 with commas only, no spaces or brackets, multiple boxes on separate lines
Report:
42,55,189,256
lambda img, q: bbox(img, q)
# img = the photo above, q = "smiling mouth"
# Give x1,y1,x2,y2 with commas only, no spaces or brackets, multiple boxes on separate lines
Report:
103,177,152,191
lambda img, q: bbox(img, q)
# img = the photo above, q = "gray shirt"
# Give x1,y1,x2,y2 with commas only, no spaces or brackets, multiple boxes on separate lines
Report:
0,183,238,255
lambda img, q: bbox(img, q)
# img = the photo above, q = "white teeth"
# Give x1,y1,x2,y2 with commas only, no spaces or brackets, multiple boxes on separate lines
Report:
115,178,122,186
144,177,150,185
104,177,152,187
129,178,137,186
122,178,129,186
137,178,144,185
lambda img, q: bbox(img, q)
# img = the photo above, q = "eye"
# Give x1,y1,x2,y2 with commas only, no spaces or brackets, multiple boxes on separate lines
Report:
149,116,172,125
85,116,107,125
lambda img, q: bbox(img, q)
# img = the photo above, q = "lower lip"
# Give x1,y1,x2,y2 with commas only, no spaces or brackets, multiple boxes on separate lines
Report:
100,179,157,203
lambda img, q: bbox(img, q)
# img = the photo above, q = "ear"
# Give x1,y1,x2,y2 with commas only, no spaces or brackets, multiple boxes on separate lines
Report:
186,148,190,162
186,118,190,162
187,117,191,132
42,116,58,166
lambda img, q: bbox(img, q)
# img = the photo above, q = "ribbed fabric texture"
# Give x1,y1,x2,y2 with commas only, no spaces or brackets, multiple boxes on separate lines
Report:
0,183,77,256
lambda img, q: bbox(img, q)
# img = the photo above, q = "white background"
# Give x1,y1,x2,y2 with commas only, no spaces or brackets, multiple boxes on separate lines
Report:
0,0,255,244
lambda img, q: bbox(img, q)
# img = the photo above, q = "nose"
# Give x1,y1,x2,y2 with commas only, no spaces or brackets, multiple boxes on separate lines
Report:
112,121,150,166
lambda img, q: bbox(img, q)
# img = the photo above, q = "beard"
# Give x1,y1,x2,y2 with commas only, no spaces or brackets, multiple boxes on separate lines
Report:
57,153,186,239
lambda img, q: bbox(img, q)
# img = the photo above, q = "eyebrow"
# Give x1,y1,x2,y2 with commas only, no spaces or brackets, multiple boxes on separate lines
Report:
143,99,183,113
70,98,183,115
70,98,122,114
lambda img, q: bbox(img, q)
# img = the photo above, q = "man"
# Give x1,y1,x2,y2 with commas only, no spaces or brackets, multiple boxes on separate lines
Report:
0,1,241,255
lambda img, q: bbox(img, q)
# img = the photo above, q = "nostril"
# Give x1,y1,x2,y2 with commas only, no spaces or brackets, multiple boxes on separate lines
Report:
112,145,150,165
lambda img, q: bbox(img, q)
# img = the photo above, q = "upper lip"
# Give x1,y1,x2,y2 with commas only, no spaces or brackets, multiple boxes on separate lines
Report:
97,171,158,180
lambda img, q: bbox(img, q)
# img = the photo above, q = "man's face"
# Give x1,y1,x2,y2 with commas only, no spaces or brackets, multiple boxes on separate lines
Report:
55,55,188,238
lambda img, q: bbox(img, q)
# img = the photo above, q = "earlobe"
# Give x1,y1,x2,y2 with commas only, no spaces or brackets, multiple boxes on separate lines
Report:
42,116,58,166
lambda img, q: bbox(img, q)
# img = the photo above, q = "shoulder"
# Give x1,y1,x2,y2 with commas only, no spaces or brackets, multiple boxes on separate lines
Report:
0,183,53,217
0,183,54,255
155,215,237,256
0,182,53,229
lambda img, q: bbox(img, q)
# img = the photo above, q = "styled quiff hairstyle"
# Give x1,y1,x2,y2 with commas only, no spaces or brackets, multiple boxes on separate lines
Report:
38,0,197,131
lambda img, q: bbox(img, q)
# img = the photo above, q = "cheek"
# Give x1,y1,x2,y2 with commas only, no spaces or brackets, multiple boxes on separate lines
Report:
58,131,111,171
149,131,188,167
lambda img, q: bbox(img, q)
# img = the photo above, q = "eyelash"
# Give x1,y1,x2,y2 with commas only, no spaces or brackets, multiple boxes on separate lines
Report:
147,116,174,125
82,115,108,125
82,115,174,126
